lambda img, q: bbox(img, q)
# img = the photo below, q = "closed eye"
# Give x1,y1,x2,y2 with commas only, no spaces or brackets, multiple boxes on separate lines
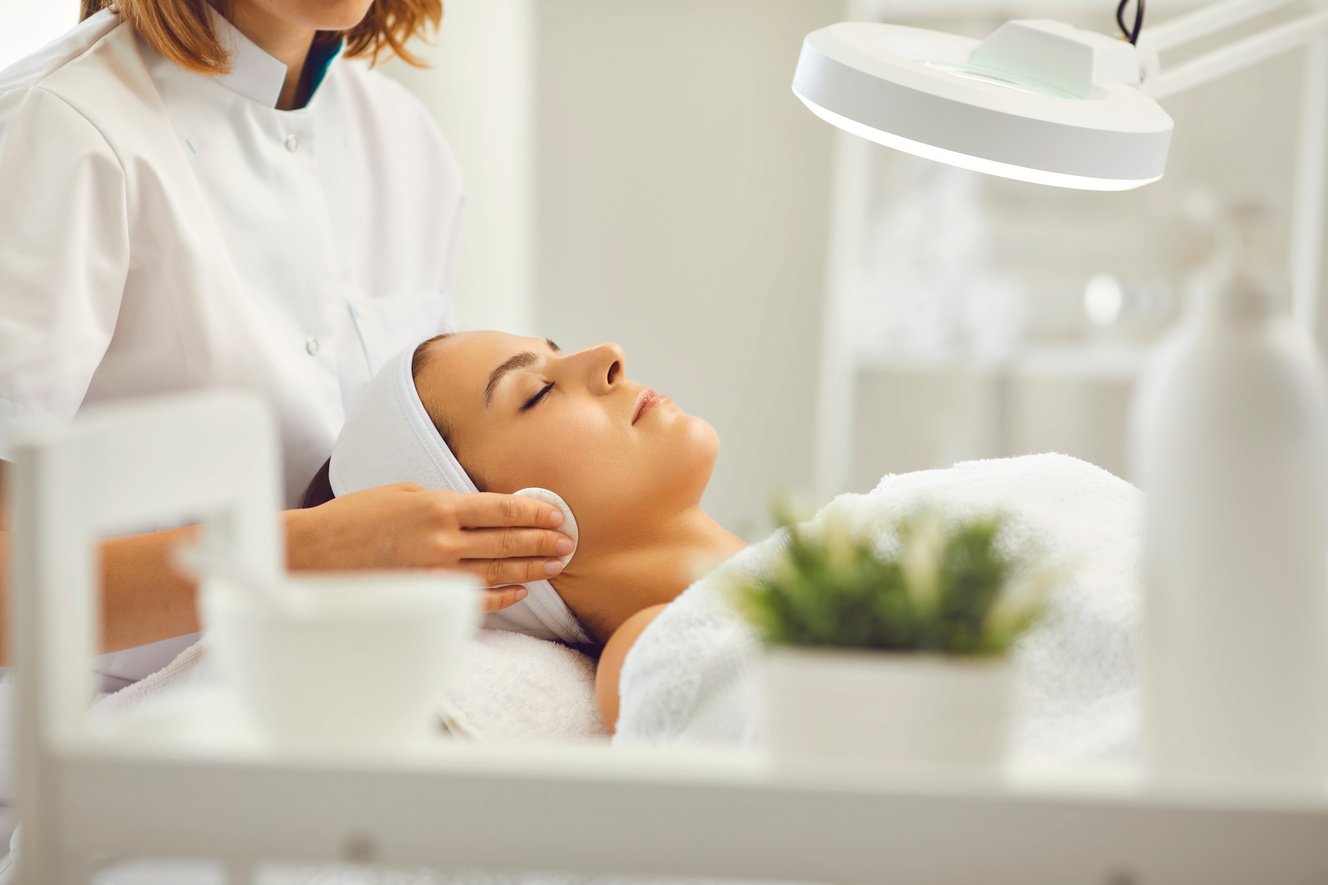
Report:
522,382,554,411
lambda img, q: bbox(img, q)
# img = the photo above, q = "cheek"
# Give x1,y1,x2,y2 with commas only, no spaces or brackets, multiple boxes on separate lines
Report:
554,413,720,517
475,407,624,496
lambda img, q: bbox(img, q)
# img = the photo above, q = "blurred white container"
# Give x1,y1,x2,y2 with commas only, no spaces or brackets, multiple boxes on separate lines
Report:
763,648,1014,772
202,572,480,746
1132,218,1328,787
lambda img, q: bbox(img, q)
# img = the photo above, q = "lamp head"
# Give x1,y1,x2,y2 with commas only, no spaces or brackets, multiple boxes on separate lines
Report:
793,20,1173,190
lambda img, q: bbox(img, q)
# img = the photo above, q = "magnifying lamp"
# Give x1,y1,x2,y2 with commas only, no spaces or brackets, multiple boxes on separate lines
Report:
793,0,1328,192
794,17,1171,190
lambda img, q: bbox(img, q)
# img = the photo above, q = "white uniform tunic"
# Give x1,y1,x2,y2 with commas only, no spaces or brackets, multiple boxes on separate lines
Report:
0,7,463,509
0,8,463,692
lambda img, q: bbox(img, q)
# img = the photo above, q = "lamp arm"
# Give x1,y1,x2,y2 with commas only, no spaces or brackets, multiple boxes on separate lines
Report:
1291,39,1328,337
1141,0,1302,53
1142,1,1328,98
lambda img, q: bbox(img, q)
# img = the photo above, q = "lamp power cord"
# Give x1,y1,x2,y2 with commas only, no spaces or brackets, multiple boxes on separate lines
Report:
1117,0,1146,44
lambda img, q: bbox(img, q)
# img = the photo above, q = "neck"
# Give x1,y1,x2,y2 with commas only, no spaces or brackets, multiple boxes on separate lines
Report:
224,3,316,110
552,506,747,645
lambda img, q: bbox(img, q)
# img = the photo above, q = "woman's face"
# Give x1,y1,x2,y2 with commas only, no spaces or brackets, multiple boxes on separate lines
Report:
413,332,719,537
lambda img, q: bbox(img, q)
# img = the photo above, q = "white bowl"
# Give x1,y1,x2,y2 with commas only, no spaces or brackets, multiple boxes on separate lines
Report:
201,571,480,747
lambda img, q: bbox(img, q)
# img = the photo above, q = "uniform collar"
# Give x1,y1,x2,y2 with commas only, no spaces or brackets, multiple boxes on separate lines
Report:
207,6,343,109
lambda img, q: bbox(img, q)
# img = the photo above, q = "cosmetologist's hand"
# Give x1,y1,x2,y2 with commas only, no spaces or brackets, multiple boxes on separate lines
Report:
283,483,573,613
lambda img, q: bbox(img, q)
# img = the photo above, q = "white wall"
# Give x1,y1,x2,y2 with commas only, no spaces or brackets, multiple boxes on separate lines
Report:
532,0,842,537
381,0,538,333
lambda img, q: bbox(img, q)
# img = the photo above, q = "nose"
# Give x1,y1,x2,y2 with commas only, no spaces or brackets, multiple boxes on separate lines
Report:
574,342,625,395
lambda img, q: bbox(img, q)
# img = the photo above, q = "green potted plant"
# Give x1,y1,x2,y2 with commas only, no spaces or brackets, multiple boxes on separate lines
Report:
735,507,1052,772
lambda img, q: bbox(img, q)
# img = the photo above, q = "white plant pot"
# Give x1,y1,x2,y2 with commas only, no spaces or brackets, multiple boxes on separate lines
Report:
763,647,1015,773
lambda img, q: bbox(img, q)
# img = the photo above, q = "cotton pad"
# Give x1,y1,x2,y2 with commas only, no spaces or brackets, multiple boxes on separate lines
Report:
514,487,578,568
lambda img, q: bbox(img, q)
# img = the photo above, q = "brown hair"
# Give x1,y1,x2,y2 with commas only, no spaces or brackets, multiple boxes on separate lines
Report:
80,0,442,75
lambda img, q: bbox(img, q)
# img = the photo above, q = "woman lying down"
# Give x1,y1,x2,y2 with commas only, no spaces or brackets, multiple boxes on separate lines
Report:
308,331,1143,759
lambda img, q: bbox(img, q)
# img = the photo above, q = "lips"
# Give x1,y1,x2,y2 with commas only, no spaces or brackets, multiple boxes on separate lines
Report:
632,388,661,424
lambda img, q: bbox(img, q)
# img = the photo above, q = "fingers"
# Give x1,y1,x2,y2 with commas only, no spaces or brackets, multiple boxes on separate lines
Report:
459,556,565,587
455,492,564,530
460,527,574,560
482,585,529,613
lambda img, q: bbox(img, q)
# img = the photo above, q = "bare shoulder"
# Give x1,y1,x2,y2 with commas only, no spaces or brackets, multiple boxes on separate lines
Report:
595,603,670,734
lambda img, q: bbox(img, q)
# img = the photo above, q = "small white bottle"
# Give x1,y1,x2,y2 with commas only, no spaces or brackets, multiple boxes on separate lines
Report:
1131,212,1328,786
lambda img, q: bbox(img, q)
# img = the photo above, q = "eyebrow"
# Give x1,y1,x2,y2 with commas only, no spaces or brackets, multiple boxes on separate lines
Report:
484,339,561,408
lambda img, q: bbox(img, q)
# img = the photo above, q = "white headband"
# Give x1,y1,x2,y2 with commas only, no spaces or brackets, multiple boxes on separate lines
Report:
328,347,590,645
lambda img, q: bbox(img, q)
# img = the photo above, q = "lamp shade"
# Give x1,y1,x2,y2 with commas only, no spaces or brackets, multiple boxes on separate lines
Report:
793,20,1174,191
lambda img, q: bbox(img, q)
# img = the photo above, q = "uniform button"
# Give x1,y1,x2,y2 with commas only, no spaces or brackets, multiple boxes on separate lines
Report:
305,337,320,355
285,134,300,153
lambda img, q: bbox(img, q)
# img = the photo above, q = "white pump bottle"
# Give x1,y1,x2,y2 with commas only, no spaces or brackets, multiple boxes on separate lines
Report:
1131,214,1328,786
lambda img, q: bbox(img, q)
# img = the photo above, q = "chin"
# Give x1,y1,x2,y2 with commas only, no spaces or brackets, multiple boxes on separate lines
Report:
296,0,373,30
329,9,373,30
686,415,720,462
665,414,720,499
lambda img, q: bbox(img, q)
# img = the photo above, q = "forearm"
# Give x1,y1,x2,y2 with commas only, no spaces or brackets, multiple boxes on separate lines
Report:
1,450,200,661
97,524,202,654
0,522,202,665
103,509,332,648
0,511,314,665
0,502,326,661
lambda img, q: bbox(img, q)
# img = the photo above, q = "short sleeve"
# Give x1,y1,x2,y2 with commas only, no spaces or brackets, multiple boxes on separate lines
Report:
0,87,129,458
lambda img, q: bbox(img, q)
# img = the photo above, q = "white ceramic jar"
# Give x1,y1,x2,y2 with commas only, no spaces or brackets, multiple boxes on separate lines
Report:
202,572,480,747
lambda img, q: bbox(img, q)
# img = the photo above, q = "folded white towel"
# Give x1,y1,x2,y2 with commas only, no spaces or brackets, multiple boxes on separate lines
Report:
92,640,213,720
614,453,1143,765
441,629,606,742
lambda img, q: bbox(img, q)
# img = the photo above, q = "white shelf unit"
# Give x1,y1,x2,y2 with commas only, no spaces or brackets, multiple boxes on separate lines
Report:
55,712,1328,884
